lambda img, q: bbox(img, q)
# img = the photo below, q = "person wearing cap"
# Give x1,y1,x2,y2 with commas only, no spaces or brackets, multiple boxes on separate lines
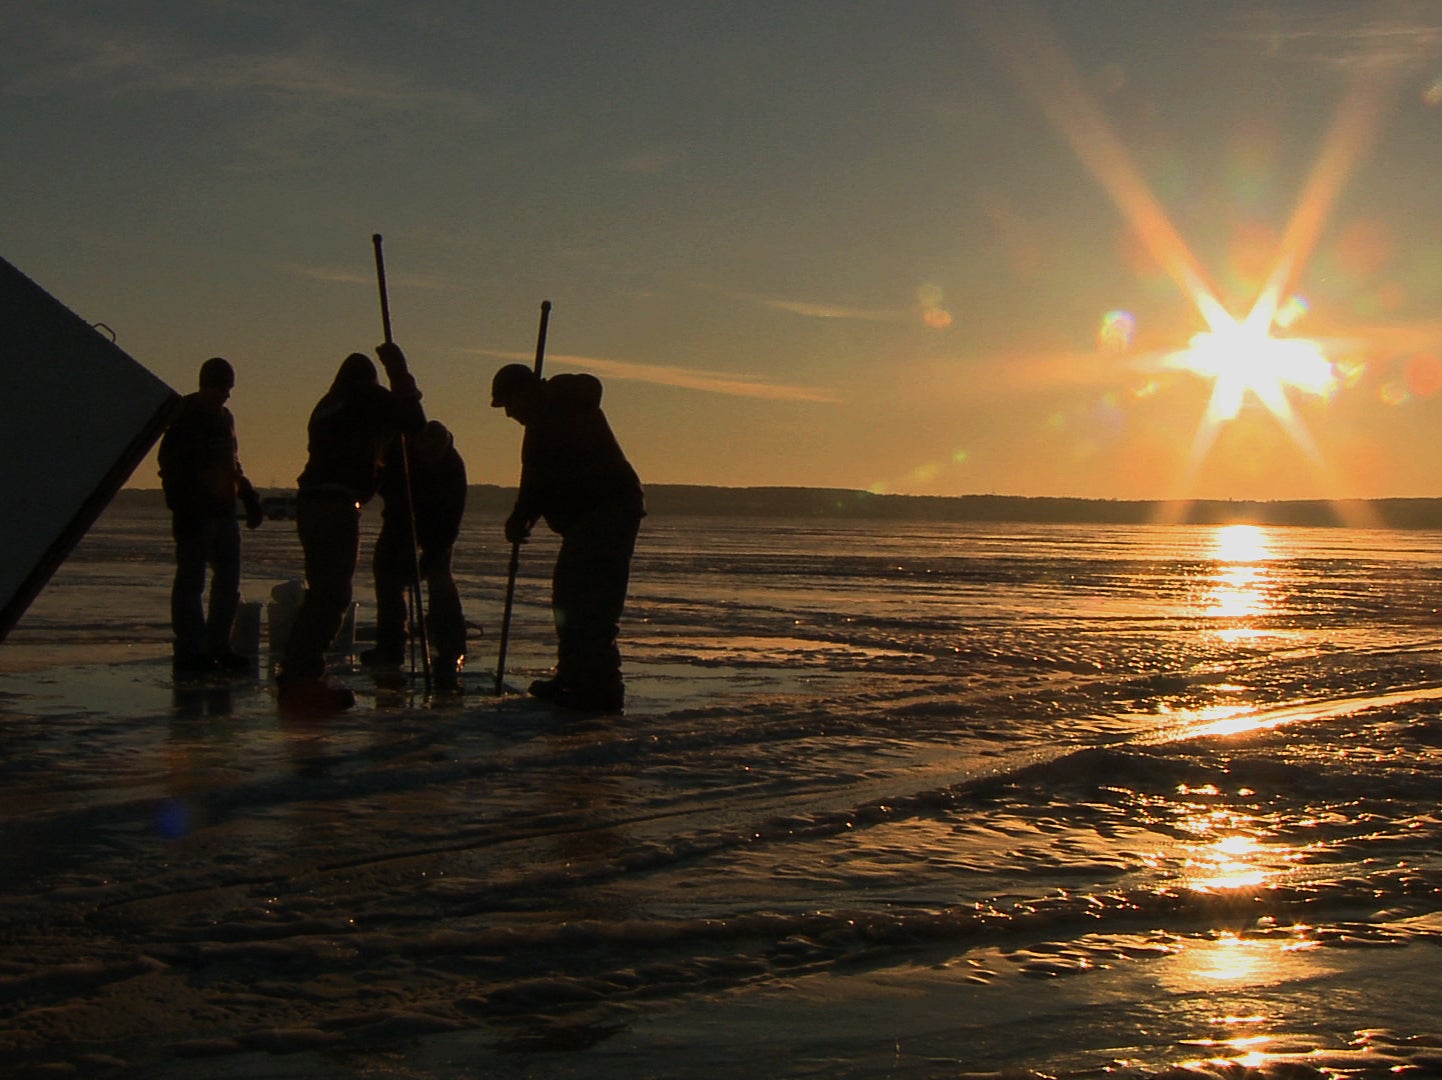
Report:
157,356,265,677
277,343,425,714
491,363,645,712
362,419,469,690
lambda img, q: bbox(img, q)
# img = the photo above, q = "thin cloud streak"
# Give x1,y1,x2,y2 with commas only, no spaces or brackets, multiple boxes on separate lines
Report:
286,264,467,292
10,13,489,117
754,296,909,323
6,12,491,174
1224,6,1442,73
469,350,841,404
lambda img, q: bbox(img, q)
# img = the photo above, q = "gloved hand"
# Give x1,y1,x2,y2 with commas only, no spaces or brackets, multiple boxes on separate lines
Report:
375,341,408,375
243,491,264,530
504,508,533,544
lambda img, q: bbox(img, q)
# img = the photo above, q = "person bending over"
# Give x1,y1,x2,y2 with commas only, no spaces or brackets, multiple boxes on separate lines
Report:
364,419,468,691
491,363,644,712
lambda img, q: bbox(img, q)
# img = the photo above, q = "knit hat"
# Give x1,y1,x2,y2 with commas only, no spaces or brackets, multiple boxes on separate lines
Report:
198,356,235,389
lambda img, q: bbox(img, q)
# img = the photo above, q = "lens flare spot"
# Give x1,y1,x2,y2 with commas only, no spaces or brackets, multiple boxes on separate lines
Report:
1098,309,1136,351
916,284,951,329
155,798,194,840
1380,380,1409,406
1335,358,1367,388
952,449,971,465
1273,295,1308,330
1425,76,1442,106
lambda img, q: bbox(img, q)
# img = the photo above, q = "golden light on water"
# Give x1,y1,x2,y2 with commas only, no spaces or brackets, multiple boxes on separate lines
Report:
1211,523,1271,564
1206,565,1268,621
1162,927,1325,997
1186,834,1271,891
1181,932,1273,982
1182,708,1269,739
1202,524,1277,630
1173,797,1286,891
1173,794,1303,893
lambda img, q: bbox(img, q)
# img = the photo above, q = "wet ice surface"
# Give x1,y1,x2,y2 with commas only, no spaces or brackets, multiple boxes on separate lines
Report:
5,505,1442,1077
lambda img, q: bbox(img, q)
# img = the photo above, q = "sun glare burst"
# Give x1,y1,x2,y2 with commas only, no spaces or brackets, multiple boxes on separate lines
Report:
1165,310,1338,425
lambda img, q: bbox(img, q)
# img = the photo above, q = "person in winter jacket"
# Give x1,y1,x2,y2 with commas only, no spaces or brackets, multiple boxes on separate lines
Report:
158,356,263,676
363,419,468,690
491,364,644,712
277,343,424,713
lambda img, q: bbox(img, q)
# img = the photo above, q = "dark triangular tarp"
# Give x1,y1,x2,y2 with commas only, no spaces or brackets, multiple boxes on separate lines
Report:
0,256,180,642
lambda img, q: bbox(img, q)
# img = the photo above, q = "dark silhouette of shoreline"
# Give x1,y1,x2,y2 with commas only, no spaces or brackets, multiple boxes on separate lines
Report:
119,485,1442,529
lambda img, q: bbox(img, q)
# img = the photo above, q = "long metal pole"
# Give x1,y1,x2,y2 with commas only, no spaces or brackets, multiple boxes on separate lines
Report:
371,233,432,692
494,299,552,695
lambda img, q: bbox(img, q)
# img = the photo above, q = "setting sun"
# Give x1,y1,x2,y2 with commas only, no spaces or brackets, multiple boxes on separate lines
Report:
1165,309,1337,425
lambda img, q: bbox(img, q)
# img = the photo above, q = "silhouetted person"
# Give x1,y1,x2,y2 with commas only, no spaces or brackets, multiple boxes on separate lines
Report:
277,343,424,713
363,419,468,690
158,356,264,677
491,364,644,711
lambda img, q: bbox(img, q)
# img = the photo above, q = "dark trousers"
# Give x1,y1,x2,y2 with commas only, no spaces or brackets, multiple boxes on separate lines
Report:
373,526,466,668
170,515,242,660
552,505,641,691
281,495,360,682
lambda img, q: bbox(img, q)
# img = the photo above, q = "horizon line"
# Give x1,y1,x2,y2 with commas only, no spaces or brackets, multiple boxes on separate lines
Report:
117,483,1442,505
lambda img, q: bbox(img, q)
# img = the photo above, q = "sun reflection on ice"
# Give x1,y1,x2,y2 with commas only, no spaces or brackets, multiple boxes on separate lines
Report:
1200,525,1278,636
1163,928,1327,996
1211,523,1272,563
1186,834,1271,891
1162,930,1332,1071
1181,932,1275,983
1171,793,1306,893
1207,565,1268,622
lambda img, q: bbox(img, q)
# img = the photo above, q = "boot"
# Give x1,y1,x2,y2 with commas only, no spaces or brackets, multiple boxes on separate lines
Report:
527,677,565,700
172,653,215,678
360,646,404,669
278,677,355,715
553,681,625,713
211,650,253,674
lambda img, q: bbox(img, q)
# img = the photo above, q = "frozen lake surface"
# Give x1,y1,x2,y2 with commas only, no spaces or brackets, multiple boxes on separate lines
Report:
5,500,1442,1077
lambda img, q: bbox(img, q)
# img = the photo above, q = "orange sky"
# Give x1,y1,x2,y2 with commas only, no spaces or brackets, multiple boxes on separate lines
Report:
6,2,1442,500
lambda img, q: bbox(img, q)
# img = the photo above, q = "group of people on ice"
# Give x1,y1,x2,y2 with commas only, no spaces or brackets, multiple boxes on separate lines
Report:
157,344,644,716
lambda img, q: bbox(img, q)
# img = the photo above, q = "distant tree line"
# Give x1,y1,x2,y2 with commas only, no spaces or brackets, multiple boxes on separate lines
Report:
117,485,1442,529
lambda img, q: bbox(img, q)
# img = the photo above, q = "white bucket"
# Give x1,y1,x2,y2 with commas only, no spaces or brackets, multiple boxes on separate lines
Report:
229,599,263,661
267,580,357,664
267,579,306,659
330,602,357,662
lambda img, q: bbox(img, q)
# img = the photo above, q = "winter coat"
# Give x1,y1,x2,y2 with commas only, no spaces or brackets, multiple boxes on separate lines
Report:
517,373,644,534
296,354,425,504
378,436,467,553
158,394,257,522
